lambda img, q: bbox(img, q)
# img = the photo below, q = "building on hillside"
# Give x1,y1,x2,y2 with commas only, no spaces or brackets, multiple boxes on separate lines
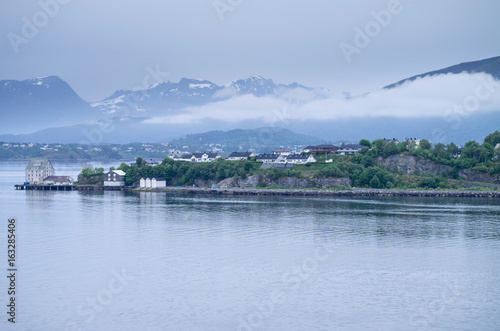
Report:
406,138,420,149
383,138,399,143
493,144,500,160
303,144,339,153
168,152,184,161
179,153,221,162
103,170,126,187
256,153,285,163
43,176,74,185
336,144,364,155
284,154,317,164
25,159,55,184
144,159,160,166
227,152,253,161
272,148,291,156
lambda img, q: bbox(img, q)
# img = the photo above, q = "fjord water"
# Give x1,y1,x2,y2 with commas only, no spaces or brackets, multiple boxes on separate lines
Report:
1,161,500,330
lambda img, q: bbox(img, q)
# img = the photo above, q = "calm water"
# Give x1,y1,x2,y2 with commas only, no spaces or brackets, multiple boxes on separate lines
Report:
1,161,500,331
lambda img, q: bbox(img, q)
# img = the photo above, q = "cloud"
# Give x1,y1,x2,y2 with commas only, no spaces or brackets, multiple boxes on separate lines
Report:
143,73,500,125
212,86,238,100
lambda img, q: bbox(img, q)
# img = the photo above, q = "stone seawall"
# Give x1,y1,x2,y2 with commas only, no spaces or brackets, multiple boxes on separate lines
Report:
135,187,500,198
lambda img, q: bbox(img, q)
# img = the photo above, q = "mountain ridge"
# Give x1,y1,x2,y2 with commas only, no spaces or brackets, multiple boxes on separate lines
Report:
384,55,500,89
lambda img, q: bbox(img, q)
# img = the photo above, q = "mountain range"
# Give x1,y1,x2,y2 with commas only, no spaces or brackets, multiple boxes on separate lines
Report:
1,56,499,145
91,75,336,117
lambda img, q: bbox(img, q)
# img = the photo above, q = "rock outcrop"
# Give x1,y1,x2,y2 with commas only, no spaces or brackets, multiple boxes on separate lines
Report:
458,169,500,184
194,174,351,189
378,154,500,185
377,155,451,175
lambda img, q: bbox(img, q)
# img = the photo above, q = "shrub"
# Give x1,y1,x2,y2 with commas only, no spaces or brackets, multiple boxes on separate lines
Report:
369,175,382,189
419,176,438,189
257,181,268,188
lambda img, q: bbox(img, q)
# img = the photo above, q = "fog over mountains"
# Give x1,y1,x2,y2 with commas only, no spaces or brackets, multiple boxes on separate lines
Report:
1,56,499,145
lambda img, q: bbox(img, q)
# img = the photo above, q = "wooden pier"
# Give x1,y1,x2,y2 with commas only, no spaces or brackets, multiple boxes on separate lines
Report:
14,184,131,191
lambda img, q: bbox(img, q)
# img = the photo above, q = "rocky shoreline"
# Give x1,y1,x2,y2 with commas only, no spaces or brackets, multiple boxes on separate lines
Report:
134,186,500,198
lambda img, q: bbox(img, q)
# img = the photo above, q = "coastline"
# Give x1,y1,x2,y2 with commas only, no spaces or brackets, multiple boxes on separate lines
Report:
133,186,500,198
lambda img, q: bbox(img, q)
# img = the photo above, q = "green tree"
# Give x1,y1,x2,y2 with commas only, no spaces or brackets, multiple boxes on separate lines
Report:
384,142,400,158
420,139,432,150
135,157,146,167
81,169,94,178
117,163,130,172
446,142,459,158
369,175,382,189
359,139,371,148
419,175,438,189
484,130,500,147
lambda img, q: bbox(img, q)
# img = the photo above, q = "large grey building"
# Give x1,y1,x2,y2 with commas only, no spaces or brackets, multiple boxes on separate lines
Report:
25,159,55,184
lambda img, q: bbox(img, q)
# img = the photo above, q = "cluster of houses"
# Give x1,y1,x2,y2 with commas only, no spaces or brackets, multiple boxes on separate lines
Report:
164,144,368,166
302,144,365,155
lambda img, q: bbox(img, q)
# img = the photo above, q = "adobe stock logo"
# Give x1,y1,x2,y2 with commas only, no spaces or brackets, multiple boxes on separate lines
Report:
340,0,410,64
213,0,243,21
7,0,71,54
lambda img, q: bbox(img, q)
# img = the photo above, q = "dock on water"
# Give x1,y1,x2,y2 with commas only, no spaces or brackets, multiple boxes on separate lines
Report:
14,184,130,191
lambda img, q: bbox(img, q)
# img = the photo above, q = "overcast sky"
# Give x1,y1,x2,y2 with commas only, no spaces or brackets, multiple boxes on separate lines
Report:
1,0,500,102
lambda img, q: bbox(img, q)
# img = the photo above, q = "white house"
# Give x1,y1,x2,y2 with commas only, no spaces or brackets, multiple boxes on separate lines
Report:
256,153,286,163
272,148,291,156
103,170,126,187
336,144,364,155
25,159,55,184
179,153,221,162
144,159,160,166
406,138,420,149
168,152,184,161
43,176,74,185
140,178,146,188
284,154,317,164
151,177,166,188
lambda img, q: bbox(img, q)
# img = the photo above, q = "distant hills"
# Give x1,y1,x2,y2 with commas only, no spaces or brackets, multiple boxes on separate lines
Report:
0,56,499,145
167,127,323,153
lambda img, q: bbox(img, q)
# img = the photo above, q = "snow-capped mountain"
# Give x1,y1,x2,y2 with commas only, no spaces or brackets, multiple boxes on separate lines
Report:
90,75,328,115
91,78,223,115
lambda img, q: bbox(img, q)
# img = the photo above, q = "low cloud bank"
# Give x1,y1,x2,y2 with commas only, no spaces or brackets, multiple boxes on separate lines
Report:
143,73,500,125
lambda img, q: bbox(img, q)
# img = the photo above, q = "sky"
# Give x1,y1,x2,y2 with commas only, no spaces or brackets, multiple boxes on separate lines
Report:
1,0,500,102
